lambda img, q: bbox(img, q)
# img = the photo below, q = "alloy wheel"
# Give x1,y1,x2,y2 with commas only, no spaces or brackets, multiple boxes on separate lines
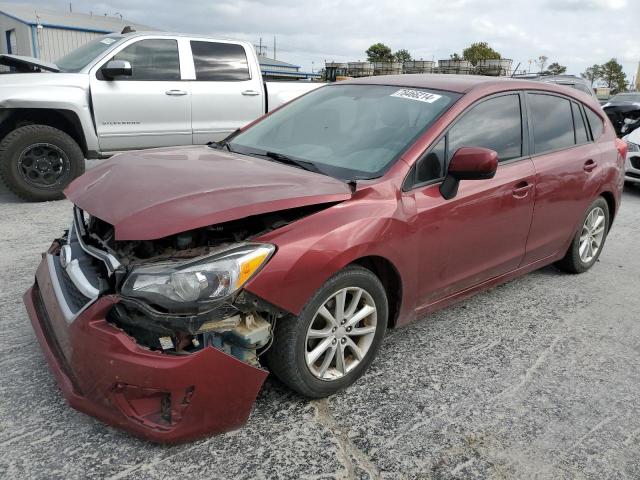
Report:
305,287,378,381
579,206,606,263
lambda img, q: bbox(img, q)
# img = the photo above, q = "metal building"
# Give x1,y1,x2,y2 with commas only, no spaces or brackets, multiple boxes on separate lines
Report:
0,3,149,63
258,56,320,81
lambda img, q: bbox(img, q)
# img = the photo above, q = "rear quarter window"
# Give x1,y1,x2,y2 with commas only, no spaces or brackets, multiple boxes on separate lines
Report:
584,107,604,139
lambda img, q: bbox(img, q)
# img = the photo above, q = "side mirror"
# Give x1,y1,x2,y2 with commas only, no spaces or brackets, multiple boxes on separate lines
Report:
101,60,132,80
439,147,498,200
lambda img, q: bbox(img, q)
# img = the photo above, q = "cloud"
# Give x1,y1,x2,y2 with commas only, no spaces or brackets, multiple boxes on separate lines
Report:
547,0,626,10
4,0,639,80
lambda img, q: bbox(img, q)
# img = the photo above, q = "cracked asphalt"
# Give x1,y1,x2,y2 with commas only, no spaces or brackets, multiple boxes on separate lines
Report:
1,167,639,479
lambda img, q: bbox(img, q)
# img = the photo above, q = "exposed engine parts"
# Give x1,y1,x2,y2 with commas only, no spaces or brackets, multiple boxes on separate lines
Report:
85,207,325,366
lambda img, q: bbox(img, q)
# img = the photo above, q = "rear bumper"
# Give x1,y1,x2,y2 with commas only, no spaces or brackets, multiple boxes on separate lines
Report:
24,254,268,444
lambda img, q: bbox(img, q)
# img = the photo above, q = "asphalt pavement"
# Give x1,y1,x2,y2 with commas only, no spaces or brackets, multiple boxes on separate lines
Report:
1,169,639,479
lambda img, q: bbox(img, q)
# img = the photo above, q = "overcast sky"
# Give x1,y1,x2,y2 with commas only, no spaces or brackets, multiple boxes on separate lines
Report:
9,0,640,82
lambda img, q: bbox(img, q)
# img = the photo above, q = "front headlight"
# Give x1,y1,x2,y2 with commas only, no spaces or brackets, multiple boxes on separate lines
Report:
120,243,274,311
623,136,640,153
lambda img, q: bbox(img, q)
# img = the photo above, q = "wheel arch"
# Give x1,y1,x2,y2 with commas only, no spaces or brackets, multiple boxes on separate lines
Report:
0,108,88,155
351,255,403,329
599,190,616,229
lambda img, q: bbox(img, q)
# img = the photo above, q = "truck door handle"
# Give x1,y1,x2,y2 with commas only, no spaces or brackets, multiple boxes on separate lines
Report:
583,159,597,172
165,89,187,96
512,181,532,198
241,90,260,96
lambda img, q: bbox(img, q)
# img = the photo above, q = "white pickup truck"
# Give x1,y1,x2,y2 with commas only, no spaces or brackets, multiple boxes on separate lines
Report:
0,31,322,201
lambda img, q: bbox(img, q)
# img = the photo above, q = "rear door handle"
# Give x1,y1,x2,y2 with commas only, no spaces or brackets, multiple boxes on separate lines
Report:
512,181,532,198
165,89,187,96
583,159,597,172
241,90,260,96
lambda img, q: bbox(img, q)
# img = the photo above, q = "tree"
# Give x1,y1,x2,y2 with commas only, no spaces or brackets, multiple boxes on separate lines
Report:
546,62,567,75
581,64,601,87
462,42,501,66
449,53,463,61
599,58,627,93
366,43,393,62
394,49,412,64
535,55,548,73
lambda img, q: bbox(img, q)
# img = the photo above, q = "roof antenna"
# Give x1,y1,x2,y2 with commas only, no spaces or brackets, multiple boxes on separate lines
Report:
121,26,135,34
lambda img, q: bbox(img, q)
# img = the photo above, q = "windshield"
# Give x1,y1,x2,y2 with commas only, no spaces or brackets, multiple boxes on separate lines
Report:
610,94,640,103
56,35,122,72
230,84,460,180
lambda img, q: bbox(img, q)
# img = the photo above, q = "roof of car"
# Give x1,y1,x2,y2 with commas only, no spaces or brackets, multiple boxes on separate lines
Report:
339,74,570,94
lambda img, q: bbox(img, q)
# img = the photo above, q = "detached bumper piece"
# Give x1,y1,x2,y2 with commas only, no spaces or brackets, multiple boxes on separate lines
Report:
24,255,268,443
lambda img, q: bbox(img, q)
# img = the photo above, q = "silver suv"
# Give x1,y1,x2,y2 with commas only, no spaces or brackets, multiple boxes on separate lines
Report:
513,74,597,100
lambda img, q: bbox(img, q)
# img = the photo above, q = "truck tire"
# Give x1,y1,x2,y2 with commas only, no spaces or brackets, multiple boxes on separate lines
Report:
0,125,84,202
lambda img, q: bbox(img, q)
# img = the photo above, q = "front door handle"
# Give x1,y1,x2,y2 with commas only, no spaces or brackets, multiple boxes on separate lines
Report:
241,90,260,96
583,159,597,172
512,181,532,198
165,89,188,96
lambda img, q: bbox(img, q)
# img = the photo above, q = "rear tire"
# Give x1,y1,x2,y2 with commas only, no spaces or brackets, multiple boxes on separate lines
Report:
555,197,610,274
0,125,84,202
266,265,387,398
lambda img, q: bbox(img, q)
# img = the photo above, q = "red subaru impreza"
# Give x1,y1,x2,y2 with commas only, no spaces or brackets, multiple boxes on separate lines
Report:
24,75,626,443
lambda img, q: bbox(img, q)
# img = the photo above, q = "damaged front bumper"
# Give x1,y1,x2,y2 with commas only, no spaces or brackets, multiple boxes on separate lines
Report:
24,251,268,443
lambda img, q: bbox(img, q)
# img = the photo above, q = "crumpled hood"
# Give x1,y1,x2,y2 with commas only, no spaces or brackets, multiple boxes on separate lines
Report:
65,146,352,240
0,53,60,72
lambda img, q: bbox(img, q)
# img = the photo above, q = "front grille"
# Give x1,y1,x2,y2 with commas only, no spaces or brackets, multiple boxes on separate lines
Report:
630,156,640,170
50,253,92,316
32,283,83,394
59,262,91,312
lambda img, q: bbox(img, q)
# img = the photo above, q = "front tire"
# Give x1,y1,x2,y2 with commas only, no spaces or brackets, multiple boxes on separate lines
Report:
556,197,610,274
0,125,85,202
266,265,387,398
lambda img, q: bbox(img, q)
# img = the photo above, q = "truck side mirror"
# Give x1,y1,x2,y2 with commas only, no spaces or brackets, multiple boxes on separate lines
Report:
101,60,132,80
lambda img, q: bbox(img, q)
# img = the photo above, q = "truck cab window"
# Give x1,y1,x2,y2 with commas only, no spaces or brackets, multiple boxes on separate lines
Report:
112,39,180,81
190,41,251,81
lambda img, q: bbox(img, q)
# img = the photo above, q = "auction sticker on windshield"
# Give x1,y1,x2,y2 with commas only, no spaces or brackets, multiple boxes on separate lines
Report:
391,89,442,103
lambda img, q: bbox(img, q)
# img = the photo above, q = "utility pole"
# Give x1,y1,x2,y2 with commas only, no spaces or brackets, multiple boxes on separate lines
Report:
273,36,276,60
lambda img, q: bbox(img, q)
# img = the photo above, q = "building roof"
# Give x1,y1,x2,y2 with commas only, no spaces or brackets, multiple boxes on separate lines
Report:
0,2,152,33
258,55,300,69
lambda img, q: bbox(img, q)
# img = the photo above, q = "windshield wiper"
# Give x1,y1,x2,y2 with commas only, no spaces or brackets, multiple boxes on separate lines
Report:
207,128,241,152
262,151,324,174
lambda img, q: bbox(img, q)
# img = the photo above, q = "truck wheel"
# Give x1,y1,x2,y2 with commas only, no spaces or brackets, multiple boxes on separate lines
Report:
0,125,84,202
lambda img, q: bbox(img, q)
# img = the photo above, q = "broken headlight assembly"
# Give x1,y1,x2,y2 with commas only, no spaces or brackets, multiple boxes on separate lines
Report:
120,244,275,312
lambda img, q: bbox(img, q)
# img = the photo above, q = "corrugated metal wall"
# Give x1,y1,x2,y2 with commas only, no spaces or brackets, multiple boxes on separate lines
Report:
35,27,104,63
0,14,34,56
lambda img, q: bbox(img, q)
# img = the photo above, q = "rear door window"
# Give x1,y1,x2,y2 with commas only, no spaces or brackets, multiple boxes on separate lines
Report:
190,41,251,81
572,103,589,144
584,107,604,139
448,94,522,162
528,93,575,154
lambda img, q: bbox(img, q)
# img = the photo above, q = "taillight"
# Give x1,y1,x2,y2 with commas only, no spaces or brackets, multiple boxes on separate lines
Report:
615,138,628,158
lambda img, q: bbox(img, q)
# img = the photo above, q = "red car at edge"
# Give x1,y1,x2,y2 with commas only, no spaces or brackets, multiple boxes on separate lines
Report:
24,75,626,443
